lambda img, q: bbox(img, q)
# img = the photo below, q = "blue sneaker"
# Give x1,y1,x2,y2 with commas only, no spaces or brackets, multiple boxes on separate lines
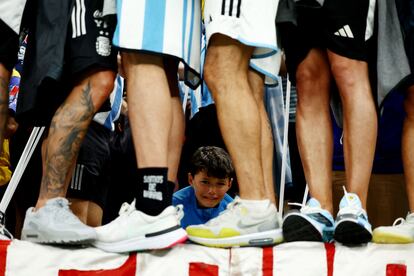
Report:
334,188,372,244
282,198,334,242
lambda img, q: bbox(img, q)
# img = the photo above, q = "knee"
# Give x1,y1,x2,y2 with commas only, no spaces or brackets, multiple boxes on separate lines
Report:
91,70,116,95
89,70,116,109
329,57,362,87
295,63,321,87
295,62,329,103
203,51,223,95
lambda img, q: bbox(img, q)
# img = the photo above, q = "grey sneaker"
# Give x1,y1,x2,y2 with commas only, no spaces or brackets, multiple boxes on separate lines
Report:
21,197,96,244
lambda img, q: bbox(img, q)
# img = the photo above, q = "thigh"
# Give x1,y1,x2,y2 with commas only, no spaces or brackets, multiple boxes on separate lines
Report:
324,0,375,61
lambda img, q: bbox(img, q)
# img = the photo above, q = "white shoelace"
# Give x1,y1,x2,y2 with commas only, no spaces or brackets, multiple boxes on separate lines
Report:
118,200,136,216
392,217,405,227
339,186,364,216
288,202,322,214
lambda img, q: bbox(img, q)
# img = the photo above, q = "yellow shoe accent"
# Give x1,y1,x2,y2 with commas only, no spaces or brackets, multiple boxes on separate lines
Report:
373,231,413,244
186,227,241,239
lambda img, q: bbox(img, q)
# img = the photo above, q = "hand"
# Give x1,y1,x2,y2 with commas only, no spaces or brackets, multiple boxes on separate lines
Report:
4,115,18,138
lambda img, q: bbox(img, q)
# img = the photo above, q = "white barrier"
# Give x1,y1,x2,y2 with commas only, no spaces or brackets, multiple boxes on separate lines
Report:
0,240,412,275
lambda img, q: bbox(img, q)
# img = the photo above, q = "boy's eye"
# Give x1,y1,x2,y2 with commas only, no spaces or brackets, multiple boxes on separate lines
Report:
201,180,209,184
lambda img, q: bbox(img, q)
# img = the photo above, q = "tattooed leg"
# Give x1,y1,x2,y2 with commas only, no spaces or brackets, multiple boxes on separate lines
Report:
36,71,115,209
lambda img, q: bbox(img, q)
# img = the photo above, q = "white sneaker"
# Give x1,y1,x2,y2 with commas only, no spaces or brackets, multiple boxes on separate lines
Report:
373,213,414,244
93,200,187,253
186,197,283,248
21,197,96,244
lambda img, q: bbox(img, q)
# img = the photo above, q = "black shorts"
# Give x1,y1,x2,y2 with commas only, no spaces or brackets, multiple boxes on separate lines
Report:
280,0,376,84
66,121,111,209
0,19,19,71
17,0,117,125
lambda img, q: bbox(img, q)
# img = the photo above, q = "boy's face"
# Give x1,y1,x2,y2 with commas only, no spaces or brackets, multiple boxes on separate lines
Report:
188,170,232,208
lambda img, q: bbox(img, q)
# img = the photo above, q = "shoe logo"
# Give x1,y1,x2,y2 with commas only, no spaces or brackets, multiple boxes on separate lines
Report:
237,218,266,229
334,25,354,38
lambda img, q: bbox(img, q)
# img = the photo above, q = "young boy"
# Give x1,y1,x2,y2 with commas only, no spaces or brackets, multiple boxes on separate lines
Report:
173,146,234,229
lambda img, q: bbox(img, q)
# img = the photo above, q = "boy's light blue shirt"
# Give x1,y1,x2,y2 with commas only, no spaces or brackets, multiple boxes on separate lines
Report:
173,186,233,229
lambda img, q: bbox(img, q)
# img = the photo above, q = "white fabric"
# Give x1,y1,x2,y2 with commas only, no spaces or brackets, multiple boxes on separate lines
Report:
2,240,414,275
0,0,27,34
203,0,280,84
103,0,117,16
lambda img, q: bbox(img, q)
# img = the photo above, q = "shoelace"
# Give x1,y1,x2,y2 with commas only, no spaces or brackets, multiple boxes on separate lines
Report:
204,198,242,225
340,186,364,216
288,202,323,214
118,200,136,216
175,205,184,221
52,199,80,223
392,217,405,227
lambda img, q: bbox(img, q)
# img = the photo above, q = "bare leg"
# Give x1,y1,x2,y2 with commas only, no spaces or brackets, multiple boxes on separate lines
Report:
204,34,267,200
36,70,116,209
248,69,276,204
122,53,171,168
295,49,333,213
167,96,185,183
0,64,10,149
403,86,414,212
328,51,377,209
69,199,103,227
165,60,184,183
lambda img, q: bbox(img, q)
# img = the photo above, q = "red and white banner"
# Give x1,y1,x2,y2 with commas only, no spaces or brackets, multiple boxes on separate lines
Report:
0,240,412,275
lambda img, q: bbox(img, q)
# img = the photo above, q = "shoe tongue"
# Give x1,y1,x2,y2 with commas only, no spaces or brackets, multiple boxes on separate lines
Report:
306,198,321,208
119,201,136,215
47,197,68,207
407,213,414,222
339,193,361,208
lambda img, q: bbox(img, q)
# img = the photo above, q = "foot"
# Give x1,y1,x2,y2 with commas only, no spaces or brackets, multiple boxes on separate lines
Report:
93,200,187,253
21,197,96,244
334,189,372,245
283,198,334,242
186,197,283,248
373,213,414,244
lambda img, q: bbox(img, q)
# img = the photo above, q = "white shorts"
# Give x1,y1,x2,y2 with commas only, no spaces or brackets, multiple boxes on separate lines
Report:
203,0,280,84
113,0,202,88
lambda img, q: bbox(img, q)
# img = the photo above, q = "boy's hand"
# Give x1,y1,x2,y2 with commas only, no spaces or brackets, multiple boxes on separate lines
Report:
5,115,18,138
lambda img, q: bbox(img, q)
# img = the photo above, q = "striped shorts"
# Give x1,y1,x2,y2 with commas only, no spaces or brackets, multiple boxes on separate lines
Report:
203,0,281,84
113,0,202,88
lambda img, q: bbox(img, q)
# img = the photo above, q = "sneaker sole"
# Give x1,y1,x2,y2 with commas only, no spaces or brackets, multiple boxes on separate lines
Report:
93,227,188,253
21,230,96,245
187,229,283,248
283,214,323,242
334,220,372,244
372,231,414,244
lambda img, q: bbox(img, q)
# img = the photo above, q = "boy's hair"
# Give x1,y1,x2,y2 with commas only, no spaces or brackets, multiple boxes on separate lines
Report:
190,146,234,179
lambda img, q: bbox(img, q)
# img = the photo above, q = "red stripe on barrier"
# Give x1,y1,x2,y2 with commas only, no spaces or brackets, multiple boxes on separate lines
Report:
324,243,335,276
0,240,11,276
189,262,219,276
262,247,273,276
59,253,136,276
386,264,407,276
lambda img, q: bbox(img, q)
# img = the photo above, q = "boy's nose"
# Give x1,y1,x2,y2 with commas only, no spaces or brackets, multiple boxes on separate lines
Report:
208,185,216,194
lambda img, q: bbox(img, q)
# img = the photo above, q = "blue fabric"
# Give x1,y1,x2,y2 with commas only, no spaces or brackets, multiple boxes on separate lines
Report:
173,186,233,229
